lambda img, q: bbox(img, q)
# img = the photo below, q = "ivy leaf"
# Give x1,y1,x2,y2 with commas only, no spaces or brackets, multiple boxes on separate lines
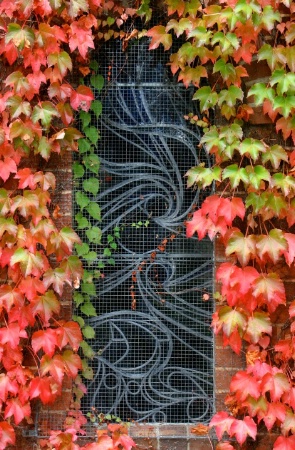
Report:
61,350,81,378
83,154,100,174
185,165,221,188
261,144,288,169
246,165,271,190
73,162,85,179
82,325,95,339
84,126,100,145
252,273,286,313
239,138,266,161
248,83,275,106
193,86,218,111
10,249,45,277
70,86,94,112
256,229,287,263
91,99,102,118
209,411,235,440
262,372,290,402
246,312,272,344
146,26,172,51
230,371,260,402
32,101,60,127
79,111,91,129
218,305,247,336
32,329,58,357
75,213,89,230
40,354,65,384
80,301,97,316
47,51,72,76
6,95,31,119
30,290,60,324
75,191,90,209
274,436,295,450
222,164,249,189
229,417,257,445
225,231,256,266
85,226,102,244
4,398,31,425
86,203,101,220
78,138,91,153
83,178,99,195
272,95,295,118
218,86,243,107
68,0,89,17
90,75,104,91
5,23,34,50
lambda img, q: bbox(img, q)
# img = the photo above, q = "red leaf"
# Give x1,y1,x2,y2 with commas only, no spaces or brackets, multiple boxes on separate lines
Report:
32,328,58,356
283,233,295,266
186,209,212,240
252,273,286,313
274,435,295,450
83,436,113,450
40,354,65,384
230,371,260,402
263,401,286,430
4,398,31,425
209,411,235,440
146,26,172,51
262,372,291,402
0,422,15,449
30,290,60,324
30,376,61,404
69,21,95,59
70,85,94,111
229,416,257,445
0,323,27,349
61,350,82,378
0,157,17,182
0,374,18,402
56,321,82,351
19,276,46,301
114,434,136,450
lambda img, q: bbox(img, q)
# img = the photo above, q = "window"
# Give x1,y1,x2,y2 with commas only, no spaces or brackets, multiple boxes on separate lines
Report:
77,38,214,425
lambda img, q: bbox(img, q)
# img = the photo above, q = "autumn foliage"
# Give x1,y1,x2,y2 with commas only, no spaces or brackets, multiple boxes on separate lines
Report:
2,0,295,448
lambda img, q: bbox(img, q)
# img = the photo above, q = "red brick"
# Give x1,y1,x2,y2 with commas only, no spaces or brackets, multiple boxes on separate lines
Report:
160,438,188,450
189,438,215,450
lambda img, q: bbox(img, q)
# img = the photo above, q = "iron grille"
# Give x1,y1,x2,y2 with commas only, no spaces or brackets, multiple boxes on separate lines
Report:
75,38,214,424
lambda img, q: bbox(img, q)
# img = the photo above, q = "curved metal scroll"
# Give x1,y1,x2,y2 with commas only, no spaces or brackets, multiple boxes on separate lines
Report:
81,40,214,423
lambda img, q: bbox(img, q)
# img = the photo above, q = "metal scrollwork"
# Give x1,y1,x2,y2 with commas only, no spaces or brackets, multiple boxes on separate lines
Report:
83,40,214,423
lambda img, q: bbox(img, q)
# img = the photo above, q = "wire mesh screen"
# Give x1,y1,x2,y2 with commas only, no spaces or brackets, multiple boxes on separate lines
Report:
75,38,214,424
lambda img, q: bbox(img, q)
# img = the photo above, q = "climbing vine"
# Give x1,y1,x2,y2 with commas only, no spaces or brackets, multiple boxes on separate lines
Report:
1,0,295,449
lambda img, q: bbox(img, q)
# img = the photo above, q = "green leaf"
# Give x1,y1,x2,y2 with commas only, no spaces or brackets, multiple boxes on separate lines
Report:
218,86,243,107
6,95,31,119
73,162,85,179
248,83,275,105
213,59,236,81
80,340,95,358
193,86,218,111
75,191,90,209
222,164,249,188
103,248,112,257
90,100,103,118
272,95,295,118
271,173,295,196
83,251,98,262
261,144,288,169
261,5,281,31
219,305,247,336
75,212,89,229
185,165,221,188
225,231,256,266
83,178,99,195
84,126,100,145
75,242,90,257
80,301,97,316
78,139,91,154
83,154,100,174
72,315,85,327
86,203,101,220
81,359,94,379
90,74,104,90
6,24,35,50
89,60,99,72
82,325,96,339
47,51,72,76
79,111,91,129
73,292,84,307
247,165,271,190
107,258,116,266
270,69,295,95
239,138,266,161
32,101,60,128
246,192,267,214
85,226,102,244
